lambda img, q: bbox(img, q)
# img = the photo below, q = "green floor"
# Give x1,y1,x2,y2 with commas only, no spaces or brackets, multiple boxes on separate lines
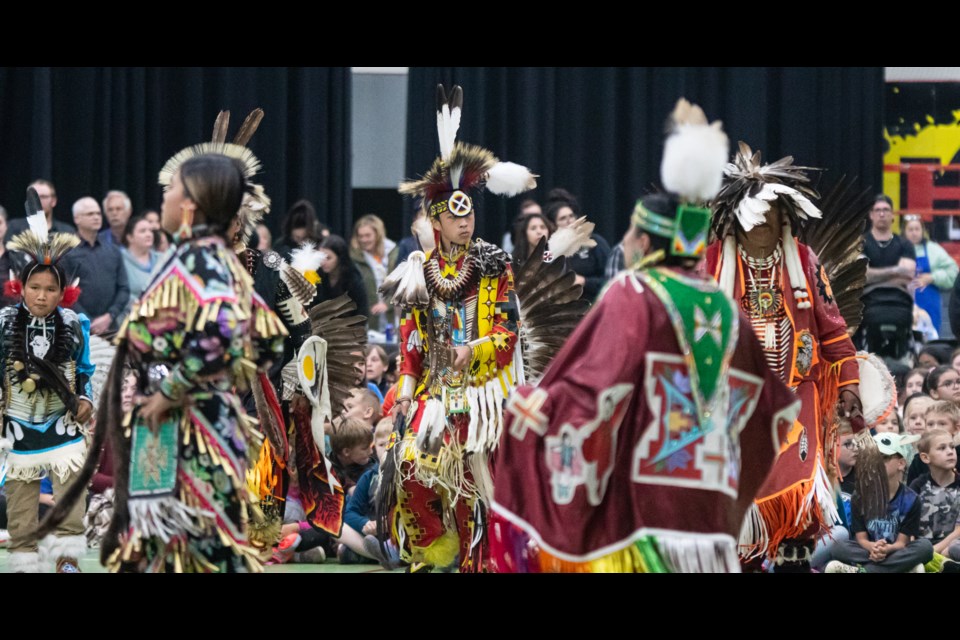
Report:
0,548,402,573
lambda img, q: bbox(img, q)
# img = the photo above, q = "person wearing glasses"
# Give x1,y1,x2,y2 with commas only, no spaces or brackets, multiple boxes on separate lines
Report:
924,365,960,403
857,195,917,361
60,198,130,336
901,214,958,336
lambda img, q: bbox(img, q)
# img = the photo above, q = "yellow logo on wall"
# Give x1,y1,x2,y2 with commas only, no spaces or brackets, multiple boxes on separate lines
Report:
884,109,960,221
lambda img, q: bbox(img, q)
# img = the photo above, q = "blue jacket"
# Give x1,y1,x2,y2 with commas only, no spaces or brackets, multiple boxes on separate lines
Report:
344,464,378,532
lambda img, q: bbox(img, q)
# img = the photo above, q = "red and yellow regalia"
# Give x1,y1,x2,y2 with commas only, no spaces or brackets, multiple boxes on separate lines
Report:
376,84,536,572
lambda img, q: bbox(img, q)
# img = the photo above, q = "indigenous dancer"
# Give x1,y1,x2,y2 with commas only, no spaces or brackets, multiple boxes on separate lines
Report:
374,85,536,572
705,142,867,571
0,189,92,573
39,139,287,572
489,99,800,573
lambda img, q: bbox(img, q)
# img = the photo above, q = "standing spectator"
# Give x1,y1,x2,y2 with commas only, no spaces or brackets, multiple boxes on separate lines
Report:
0,205,18,307
317,234,369,320
511,212,554,268
119,214,160,309
350,214,397,332
857,195,917,360
273,199,321,260
903,214,958,335
6,180,75,241
544,188,610,301
98,190,132,247
61,197,129,335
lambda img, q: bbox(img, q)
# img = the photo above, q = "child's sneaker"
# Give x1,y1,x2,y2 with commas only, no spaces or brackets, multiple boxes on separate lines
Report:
824,560,862,573
363,534,401,570
268,533,301,565
293,546,326,564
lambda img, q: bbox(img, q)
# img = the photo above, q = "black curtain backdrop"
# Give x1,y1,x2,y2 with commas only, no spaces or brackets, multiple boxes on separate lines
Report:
0,67,351,239
406,67,885,245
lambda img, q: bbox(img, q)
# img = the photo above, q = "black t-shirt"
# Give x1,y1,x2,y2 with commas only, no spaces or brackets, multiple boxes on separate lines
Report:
840,466,857,495
863,233,916,268
862,232,916,316
851,483,922,542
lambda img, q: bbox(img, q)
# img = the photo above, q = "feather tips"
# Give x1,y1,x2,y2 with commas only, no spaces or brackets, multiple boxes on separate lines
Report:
411,216,436,254
797,176,872,332
8,190,78,264
289,242,324,276
379,252,429,308
233,108,265,147
712,140,822,238
514,237,590,382
24,188,49,242
211,110,230,144
436,85,462,161
548,217,596,258
307,294,367,416
402,85,537,209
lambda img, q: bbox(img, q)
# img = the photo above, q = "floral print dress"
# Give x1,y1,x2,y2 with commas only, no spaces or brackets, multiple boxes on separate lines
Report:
112,234,286,572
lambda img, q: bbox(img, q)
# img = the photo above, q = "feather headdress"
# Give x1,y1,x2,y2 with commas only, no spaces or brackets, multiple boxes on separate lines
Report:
631,98,728,263
399,85,537,219
7,188,80,267
158,109,270,243
711,141,822,237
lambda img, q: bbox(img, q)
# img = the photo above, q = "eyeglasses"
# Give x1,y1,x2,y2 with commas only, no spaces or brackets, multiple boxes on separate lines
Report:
938,378,960,388
903,214,922,222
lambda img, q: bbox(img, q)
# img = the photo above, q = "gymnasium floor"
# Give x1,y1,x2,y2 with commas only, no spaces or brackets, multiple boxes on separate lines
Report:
0,548,402,573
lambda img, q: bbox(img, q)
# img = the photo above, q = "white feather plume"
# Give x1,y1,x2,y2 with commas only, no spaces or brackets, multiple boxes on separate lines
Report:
437,105,450,160
735,197,773,232
437,103,461,162
451,164,463,192
485,162,537,197
548,216,596,258
26,210,49,242
289,242,324,275
765,183,823,220
411,216,436,255
733,182,824,233
380,252,429,308
660,102,729,202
